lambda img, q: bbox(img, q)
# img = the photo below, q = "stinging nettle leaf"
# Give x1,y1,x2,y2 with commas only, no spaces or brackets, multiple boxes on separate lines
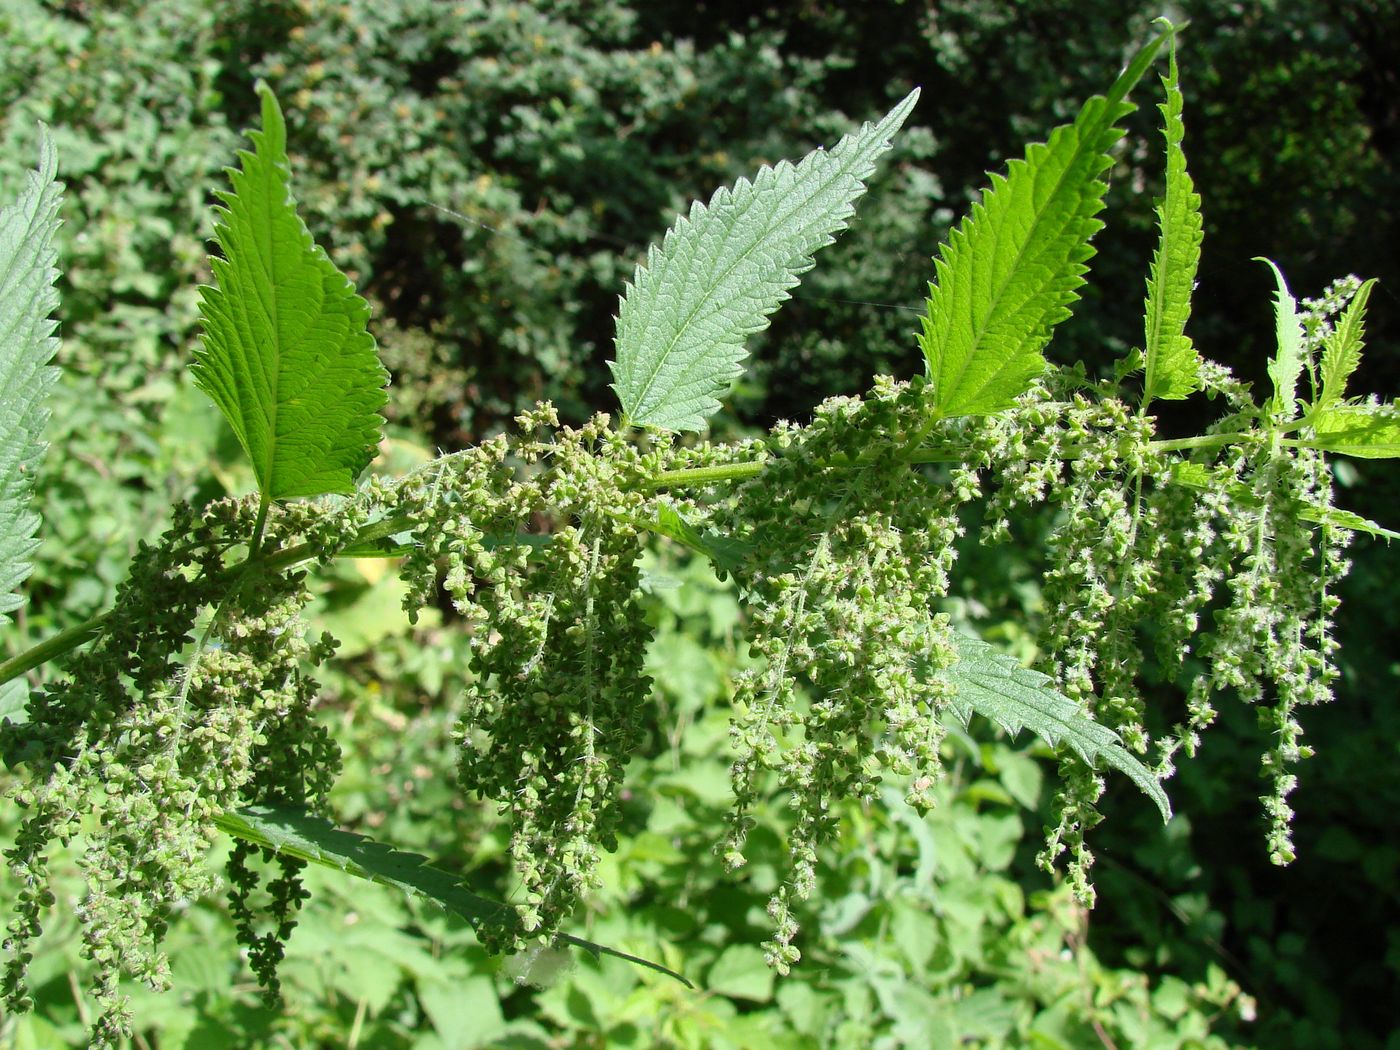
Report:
1309,401,1400,459
942,635,1171,822
1141,32,1204,408
1302,504,1399,542
1317,278,1376,410
194,85,387,502
920,32,1167,419
644,502,751,576
0,127,62,627
1169,459,1398,539
1258,258,1305,420
610,90,919,432
216,805,691,986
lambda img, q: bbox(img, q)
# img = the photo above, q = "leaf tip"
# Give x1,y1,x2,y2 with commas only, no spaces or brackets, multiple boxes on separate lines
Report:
254,80,288,153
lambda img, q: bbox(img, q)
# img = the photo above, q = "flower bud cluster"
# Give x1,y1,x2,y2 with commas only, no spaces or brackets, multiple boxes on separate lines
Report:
394,407,655,946
2,497,339,1046
704,377,971,970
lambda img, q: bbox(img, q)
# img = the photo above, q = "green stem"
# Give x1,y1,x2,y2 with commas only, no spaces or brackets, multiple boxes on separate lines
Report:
0,406,1261,686
1147,433,1245,454
0,612,107,685
646,461,766,488
248,495,271,559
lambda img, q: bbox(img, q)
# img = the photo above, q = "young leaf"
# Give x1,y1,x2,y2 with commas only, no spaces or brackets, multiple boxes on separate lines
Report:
942,635,1171,822
1308,402,1400,459
1169,459,1398,539
920,32,1166,419
216,805,691,985
194,85,387,502
1141,32,1204,408
642,502,751,576
1302,504,1399,542
1258,258,1305,420
610,90,919,432
0,127,62,626
1317,278,1376,410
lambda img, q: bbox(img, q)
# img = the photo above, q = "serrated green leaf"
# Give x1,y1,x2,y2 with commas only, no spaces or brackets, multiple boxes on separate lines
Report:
194,86,386,501
1258,258,1305,420
1141,33,1203,407
1318,278,1376,410
0,127,62,625
643,502,751,575
215,805,691,986
610,90,919,432
1169,459,1398,539
942,636,1171,822
1308,402,1400,459
920,33,1166,419
1301,504,1399,541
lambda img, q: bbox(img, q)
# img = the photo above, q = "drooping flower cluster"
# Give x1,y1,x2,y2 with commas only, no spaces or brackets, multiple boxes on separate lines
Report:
395,406,658,945
958,365,1351,896
0,329,1364,1036
693,377,977,968
1,497,342,1046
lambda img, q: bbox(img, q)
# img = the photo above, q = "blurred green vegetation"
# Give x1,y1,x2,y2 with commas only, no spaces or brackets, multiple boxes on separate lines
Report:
2,0,1397,1046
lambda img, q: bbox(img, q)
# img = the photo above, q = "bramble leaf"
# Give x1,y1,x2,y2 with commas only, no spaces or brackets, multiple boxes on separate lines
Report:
194,85,387,501
611,90,919,432
943,636,1171,822
920,32,1166,418
216,805,691,985
1258,258,1305,420
0,127,62,627
1317,278,1376,410
1141,31,1203,408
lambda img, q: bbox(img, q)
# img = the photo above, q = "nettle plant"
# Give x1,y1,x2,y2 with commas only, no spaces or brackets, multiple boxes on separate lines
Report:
1,22,1394,1045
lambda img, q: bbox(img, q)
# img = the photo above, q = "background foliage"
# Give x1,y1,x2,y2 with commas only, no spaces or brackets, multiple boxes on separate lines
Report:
1,0,1396,1046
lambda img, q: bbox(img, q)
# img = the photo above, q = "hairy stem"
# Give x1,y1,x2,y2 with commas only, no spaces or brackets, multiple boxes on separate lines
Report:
0,612,106,686
0,415,1263,688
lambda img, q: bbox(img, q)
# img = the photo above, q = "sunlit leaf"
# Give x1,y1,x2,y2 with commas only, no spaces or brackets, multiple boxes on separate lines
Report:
1141,30,1203,407
0,127,62,624
1258,258,1305,420
194,86,387,501
920,32,1167,418
611,91,918,431
1309,402,1400,459
1317,278,1376,410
